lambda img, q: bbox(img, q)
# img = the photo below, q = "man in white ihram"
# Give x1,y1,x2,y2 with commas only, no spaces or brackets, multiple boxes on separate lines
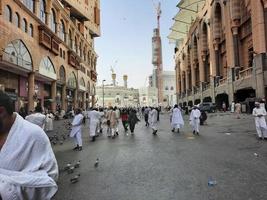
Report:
149,107,158,135
171,104,184,133
88,108,103,142
190,105,201,135
25,106,46,129
253,102,267,139
0,91,58,200
70,108,84,151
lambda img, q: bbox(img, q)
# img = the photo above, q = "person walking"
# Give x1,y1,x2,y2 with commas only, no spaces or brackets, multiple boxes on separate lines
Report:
235,102,241,119
106,107,118,138
144,107,150,127
45,110,54,132
190,106,201,135
231,101,235,113
25,105,46,129
121,108,129,132
128,109,140,134
70,109,84,151
171,104,184,133
222,102,226,112
114,107,120,135
252,102,267,139
88,108,102,142
149,107,158,135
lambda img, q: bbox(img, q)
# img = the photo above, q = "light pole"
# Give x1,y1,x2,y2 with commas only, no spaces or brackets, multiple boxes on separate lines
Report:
102,79,106,108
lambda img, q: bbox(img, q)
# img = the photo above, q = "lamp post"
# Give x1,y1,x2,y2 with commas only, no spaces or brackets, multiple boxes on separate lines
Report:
102,79,106,108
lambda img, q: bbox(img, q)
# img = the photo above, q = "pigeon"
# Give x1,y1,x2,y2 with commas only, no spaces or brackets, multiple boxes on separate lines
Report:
94,158,99,168
59,141,63,145
74,160,81,168
52,141,57,145
61,135,66,140
70,174,80,184
64,163,72,171
68,166,75,174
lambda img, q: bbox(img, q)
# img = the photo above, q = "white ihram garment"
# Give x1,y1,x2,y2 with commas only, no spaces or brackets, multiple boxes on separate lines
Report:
190,109,201,133
88,110,101,137
45,113,54,131
25,113,46,129
70,113,84,147
252,107,267,138
0,113,58,200
149,109,158,131
171,108,184,130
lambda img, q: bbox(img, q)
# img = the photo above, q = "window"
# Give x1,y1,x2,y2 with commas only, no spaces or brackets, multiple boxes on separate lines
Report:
29,24,33,37
39,0,46,23
14,12,20,28
4,5,12,22
170,86,174,91
69,30,73,48
50,9,56,33
59,20,66,42
22,18,27,33
63,51,65,59
83,48,86,61
22,0,34,12
74,37,78,53
60,48,62,57
165,86,169,90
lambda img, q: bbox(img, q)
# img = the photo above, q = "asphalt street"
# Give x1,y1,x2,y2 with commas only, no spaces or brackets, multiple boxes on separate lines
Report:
51,113,267,200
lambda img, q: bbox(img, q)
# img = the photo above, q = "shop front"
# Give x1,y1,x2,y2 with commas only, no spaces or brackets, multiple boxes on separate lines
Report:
67,72,78,110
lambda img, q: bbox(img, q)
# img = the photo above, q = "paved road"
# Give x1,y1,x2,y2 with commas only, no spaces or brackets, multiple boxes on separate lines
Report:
51,113,267,200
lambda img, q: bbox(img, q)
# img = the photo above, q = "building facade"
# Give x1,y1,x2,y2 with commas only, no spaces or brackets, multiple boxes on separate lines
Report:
162,71,176,107
139,86,158,107
0,0,100,112
95,74,139,108
169,0,267,109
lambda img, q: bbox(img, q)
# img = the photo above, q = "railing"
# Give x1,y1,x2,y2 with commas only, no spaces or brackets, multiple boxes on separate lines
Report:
219,77,227,85
239,67,253,79
1,51,32,70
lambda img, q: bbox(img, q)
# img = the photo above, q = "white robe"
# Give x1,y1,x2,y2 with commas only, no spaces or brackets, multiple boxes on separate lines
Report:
190,109,201,132
149,109,158,130
45,113,54,131
252,107,267,138
231,102,235,113
171,108,184,129
70,114,84,146
25,113,46,129
0,113,58,200
88,110,102,137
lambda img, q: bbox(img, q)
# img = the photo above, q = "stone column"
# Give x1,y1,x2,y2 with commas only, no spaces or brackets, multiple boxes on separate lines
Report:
74,89,78,109
92,95,96,108
251,0,266,54
34,0,40,16
214,41,220,77
62,84,67,111
82,92,85,109
232,25,240,68
181,72,185,93
51,81,56,112
28,72,35,112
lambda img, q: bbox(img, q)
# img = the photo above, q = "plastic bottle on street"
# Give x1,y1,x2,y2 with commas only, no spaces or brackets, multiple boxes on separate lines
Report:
208,177,217,186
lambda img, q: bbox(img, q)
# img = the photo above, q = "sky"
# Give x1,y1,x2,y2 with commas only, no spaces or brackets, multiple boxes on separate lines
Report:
95,0,178,88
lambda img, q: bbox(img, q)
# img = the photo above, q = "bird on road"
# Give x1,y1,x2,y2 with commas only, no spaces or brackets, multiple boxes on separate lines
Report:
70,174,80,184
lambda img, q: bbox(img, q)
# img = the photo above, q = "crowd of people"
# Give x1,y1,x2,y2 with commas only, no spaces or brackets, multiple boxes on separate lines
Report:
2,86,267,199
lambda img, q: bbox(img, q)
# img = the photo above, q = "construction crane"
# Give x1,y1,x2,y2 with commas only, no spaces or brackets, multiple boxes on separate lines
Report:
151,0,162,29
110,60,118,74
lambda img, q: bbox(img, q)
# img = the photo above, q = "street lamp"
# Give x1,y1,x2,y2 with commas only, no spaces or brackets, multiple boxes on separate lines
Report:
102,79,106,108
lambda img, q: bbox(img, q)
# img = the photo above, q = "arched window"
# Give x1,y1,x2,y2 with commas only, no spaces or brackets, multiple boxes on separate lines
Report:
50,9,56,33
4,40,32,70
79,42,82,57
22,0,34,12
74,37,78,53
39,57,57,80
165,86,169,90
4,5,12,22
14,12,20,28
59,20,66,42
29,24,33,37
22,18,27,33
170,86,174,91
39,0,46,23
68,30,73,48
83,48,86,61
59,65,66,83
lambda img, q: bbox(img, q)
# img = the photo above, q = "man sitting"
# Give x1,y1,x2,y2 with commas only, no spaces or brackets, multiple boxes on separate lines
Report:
0,91,58,199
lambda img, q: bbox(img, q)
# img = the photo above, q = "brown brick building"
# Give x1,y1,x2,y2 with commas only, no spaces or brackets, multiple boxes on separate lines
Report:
169,0,267,111
0,0,100,113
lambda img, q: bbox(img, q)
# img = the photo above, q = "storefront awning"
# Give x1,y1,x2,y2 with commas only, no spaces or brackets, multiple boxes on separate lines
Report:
168,0,205,46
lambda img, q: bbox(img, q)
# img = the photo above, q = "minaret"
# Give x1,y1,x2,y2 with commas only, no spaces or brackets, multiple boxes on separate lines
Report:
112,73,116,86
152,2,163,104
123,75,128,88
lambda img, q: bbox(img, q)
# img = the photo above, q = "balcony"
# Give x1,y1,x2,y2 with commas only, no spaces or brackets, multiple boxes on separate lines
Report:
239,67,253,79
39,25,61,55
68,50,81,69
91,70,97,82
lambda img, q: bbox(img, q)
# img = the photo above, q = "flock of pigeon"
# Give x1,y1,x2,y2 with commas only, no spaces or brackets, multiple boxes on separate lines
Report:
47,120,100,184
